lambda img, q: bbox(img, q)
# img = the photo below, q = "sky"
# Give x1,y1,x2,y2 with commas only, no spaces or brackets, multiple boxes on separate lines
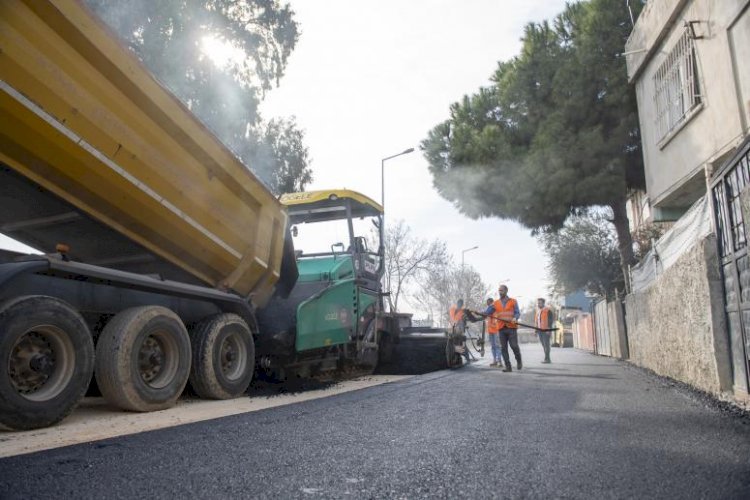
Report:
259,0,569,315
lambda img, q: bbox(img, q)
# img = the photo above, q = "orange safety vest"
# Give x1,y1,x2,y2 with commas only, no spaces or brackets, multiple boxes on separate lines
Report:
493,298,518,329
535,307,552,330
449,305,464,325
487,314,500,334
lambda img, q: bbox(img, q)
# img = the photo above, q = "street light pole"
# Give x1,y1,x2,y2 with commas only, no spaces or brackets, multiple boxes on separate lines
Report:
461,246,479,268
461,246,478,303
381,148,415,212
380,147,415,252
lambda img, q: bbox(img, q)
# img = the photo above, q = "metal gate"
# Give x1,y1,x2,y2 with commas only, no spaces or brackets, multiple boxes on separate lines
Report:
593,299,611,357
710,138,750,395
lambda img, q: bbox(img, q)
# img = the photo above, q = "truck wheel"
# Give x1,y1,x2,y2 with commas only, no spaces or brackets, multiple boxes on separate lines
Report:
189,314,254,399
95,306,190,412
0,296,94,431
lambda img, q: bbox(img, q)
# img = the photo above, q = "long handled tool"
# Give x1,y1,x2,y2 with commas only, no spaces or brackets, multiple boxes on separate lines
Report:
467,310,558,332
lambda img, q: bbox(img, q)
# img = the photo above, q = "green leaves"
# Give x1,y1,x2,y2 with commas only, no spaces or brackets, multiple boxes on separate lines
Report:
250,117,312,195
84,0,310,195
422,0,644,233
541,211,624,297
422,0,644,285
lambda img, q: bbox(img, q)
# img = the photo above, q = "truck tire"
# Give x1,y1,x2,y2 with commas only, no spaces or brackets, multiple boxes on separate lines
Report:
95,306,190,412
189,314,255,399
0,295,94,431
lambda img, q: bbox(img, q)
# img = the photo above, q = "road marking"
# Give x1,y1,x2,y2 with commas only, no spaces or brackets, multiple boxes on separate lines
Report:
0,375,410,458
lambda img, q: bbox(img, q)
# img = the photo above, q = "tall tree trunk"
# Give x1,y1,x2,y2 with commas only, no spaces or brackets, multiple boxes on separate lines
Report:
610,197,635,294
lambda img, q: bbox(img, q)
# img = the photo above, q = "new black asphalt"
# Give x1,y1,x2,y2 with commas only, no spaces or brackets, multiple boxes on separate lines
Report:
1,345,749,499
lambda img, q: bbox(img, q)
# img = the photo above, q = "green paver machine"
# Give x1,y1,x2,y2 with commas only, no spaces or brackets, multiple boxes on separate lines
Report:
255,190,396,379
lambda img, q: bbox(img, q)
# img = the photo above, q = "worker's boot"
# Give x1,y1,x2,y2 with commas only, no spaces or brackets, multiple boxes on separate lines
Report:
502,365,512,372
517,360,523,370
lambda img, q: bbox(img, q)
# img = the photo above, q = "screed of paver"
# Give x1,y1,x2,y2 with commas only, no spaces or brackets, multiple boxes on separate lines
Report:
0,375,410,458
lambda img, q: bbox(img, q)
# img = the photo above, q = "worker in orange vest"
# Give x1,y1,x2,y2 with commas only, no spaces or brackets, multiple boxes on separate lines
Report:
484,297,503,367
449,299,471,364
535,298,555,363
487,284,521,372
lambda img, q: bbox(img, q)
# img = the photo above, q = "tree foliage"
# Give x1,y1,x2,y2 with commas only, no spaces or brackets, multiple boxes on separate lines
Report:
382,220,449,312
379,220,489,322
541,212,623,297
84,0,312,194
422,0,644,281
253,117,312,194
413,263,489,327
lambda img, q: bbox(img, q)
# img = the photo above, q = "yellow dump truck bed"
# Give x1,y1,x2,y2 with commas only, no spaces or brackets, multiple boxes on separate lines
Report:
0,0,287,306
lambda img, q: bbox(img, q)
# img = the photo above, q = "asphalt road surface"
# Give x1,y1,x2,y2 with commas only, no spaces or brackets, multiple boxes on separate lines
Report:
1,345,749,499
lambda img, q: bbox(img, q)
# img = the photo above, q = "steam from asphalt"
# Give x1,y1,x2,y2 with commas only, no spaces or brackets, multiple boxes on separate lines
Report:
433,160,522,220
81,0,278,191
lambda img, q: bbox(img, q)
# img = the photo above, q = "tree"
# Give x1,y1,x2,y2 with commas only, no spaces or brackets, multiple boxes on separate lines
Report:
382,220,448,312
422,0,645,287
84,0,312,194
540,212,623,297
251,117,312,194
413,263,489,327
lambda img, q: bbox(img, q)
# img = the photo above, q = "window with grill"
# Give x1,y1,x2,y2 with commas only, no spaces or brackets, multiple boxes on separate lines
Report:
714,147,750,257
653,29,702,143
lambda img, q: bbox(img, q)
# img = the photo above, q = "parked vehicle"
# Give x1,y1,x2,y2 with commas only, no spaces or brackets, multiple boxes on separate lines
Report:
0,0,426,431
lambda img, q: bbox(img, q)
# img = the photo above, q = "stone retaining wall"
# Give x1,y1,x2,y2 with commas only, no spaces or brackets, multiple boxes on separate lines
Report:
624,236,732,395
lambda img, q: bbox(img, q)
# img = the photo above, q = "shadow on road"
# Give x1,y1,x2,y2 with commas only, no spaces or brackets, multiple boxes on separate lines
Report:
529,371,619,380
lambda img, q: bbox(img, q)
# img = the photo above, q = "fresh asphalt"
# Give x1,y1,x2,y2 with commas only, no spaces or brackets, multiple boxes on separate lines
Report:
1,344,749,499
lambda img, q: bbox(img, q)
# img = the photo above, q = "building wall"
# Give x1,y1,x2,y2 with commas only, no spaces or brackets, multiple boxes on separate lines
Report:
727,4,750,132
594,299,611,357
625,0,750,214
624,236,732,395
607,300,629,360
572,314,595,352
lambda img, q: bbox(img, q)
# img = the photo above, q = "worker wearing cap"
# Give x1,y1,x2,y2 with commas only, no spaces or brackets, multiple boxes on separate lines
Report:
535,298,554,363
488,284,521,372
449,299,471,365
484,297,503,367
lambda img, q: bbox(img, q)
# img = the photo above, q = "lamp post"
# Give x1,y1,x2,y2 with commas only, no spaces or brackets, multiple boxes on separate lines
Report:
381,148,415,210
377,147,414,315
380,147,414,250
461,246,479,268
461,246,478,303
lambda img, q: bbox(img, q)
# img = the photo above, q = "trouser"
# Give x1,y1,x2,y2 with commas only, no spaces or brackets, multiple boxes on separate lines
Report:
489,333,501,362
499,328,521,367
538,331,551,361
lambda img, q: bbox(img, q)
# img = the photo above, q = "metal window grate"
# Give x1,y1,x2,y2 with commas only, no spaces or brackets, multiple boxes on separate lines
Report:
653,29,702,141
714,148,750,257
728,167,747,252
714,182,730,257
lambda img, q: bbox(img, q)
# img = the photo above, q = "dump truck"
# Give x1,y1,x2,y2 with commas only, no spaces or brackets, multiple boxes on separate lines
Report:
0,0,438,431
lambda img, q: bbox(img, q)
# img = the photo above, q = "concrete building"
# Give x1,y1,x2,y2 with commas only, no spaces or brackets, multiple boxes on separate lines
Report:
625,0,749,221
624,0,750,401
